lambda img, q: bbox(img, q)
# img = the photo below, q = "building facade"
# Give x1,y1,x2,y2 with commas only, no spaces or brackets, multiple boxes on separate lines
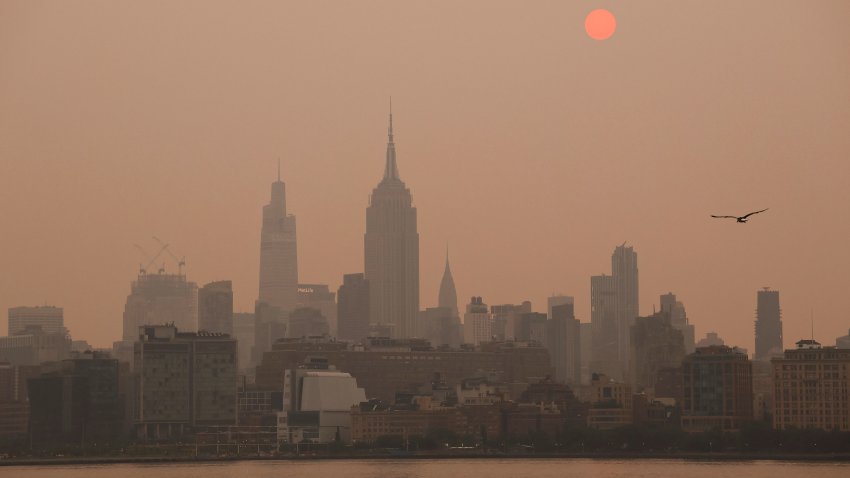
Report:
134,325,237,439
681,345,753,431
463,297,491,346
772,340,850,431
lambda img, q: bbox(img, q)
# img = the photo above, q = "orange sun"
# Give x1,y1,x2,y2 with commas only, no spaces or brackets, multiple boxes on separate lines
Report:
585,9,617,41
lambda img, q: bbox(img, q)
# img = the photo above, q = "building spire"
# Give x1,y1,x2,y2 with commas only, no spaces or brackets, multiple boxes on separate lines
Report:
277,157,281,182
383,97,400,182
438,244,458,316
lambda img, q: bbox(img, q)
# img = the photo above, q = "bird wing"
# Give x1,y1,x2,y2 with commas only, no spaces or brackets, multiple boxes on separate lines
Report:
741,208,769,219
711,215,738,219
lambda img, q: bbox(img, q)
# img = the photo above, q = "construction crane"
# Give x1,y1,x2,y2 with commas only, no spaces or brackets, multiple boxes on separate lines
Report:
133,243,170,275
152,236,186,275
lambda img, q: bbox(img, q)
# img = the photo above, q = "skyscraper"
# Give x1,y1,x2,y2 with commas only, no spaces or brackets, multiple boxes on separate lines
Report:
438,249,458,318
364,106,419,338
258,163,298,314
198,280,234,335
590,274,619,378
612,244,638,369
754,287,783,361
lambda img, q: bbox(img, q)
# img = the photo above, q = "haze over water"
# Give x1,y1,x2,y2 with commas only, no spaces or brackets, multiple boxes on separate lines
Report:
3,459,849,478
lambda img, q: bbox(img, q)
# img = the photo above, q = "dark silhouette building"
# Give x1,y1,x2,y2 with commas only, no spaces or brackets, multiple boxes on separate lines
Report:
755,287,783,361
288,307,330,338
546,303,581,384
337,273,370,343
198,280,233,335
28,351,122,443
630,312,686,393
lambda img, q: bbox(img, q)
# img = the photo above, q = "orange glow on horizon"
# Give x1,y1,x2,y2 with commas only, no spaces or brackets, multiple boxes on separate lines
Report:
585,9,617,41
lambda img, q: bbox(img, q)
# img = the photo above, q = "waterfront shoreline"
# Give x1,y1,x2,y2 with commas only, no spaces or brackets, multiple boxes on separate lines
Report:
3,452,850,467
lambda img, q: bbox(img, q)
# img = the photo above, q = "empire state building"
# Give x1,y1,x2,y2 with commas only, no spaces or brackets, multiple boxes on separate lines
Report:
364,107,420,338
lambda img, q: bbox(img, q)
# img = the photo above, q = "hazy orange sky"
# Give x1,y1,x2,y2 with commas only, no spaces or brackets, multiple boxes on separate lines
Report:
1,1,849,349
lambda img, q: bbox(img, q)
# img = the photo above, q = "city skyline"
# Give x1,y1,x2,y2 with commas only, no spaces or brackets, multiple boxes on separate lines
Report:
2,1,849,351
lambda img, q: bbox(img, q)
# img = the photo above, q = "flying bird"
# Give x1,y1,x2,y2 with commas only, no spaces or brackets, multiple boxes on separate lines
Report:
711,208,769,223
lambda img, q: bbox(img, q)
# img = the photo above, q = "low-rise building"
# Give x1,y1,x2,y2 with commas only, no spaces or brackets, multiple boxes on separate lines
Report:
278,365,366,444
681,345,753,432
587,373,633,429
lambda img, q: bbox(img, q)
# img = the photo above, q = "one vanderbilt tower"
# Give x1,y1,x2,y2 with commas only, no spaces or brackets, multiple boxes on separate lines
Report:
364,104,420,338
258,162,298,313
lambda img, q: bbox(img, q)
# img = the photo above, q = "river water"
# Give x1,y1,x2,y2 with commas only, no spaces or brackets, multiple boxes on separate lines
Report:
1,458,848,478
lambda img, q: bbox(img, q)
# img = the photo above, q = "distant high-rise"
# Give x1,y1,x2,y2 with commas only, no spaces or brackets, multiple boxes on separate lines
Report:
463,297,491,346
438,249,458,318
258,163,298,314
337,274,370,343
589,245,639,379
364,106,419,338
198,281,233,335
590,274,619,378
122,271,198,341
754,288,783,361
232,312,255,371
8,306,65,336
547,303,581,384
660,292,695,354
612,244,639,369
490,301,532,341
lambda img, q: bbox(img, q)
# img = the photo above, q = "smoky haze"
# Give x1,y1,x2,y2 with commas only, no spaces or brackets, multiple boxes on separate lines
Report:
1,0,849,349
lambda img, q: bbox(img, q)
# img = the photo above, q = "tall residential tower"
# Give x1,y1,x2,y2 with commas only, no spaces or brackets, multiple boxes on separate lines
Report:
364,106,420,338
754,288,783,361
